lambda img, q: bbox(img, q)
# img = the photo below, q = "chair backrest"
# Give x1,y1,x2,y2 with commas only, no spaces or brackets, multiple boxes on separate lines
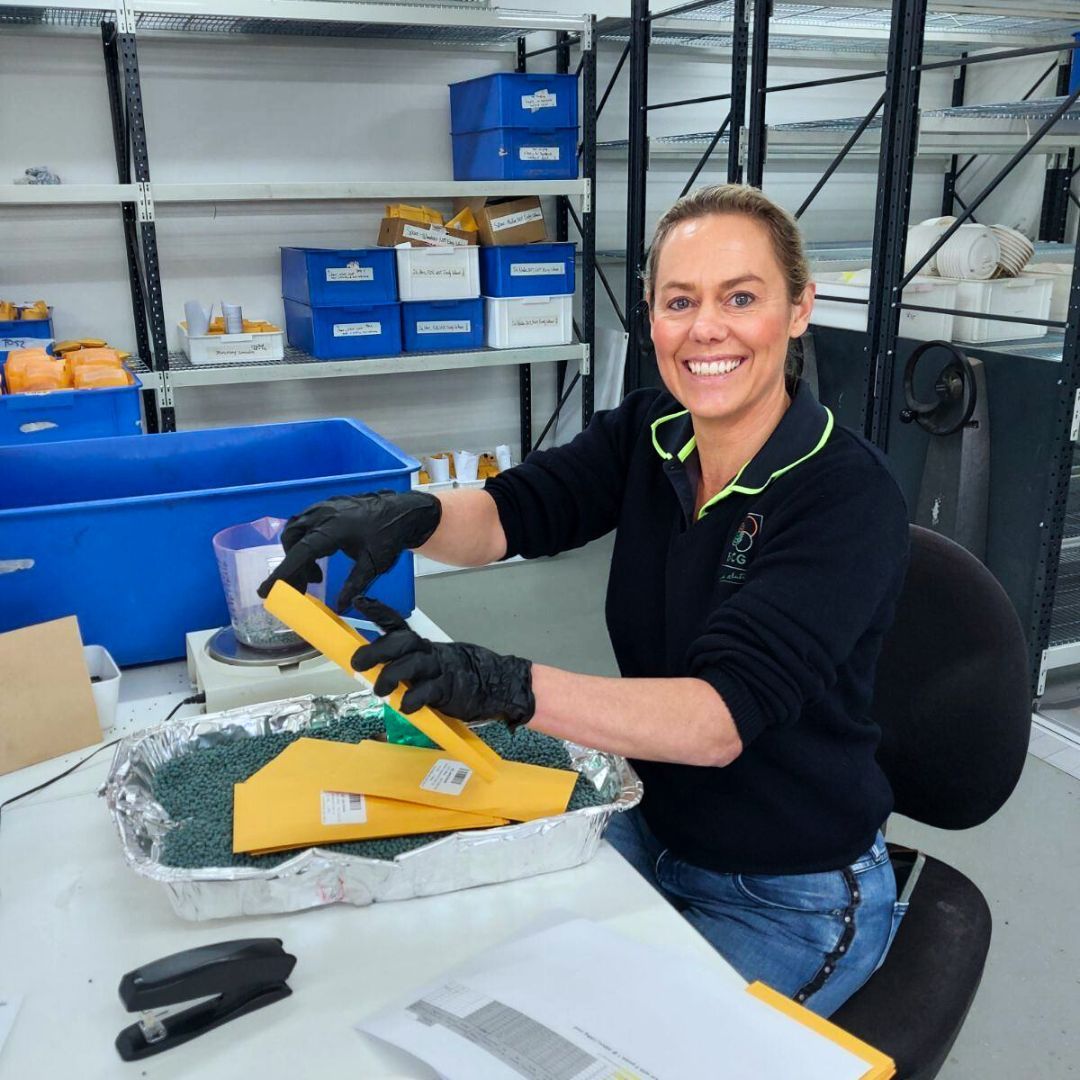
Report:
871,525,1031,829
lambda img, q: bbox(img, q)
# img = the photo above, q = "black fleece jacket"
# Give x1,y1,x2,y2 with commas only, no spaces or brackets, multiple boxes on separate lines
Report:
485,380,909,873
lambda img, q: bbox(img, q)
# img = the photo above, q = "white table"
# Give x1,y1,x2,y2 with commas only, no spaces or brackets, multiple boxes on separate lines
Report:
0,612,744,1079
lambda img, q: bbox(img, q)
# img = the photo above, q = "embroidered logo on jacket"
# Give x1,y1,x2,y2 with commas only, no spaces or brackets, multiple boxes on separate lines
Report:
719,513,763,585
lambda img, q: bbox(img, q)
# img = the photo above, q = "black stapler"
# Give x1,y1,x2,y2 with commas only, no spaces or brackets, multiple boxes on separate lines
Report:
115,938,297,1061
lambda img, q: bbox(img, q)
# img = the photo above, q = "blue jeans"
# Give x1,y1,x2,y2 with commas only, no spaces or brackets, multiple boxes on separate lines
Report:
605,808,907,1017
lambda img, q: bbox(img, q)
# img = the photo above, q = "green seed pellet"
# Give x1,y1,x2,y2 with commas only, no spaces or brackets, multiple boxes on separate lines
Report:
150,710,613,871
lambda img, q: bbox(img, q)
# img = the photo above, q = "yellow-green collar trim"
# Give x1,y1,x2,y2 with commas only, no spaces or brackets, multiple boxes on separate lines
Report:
695,406,834,519
650,410,697,463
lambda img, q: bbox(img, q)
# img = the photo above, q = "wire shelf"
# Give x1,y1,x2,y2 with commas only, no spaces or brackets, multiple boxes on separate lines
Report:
924,97,1080,122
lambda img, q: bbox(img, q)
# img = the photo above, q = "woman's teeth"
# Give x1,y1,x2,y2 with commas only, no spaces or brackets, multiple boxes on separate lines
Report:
687,357,744,376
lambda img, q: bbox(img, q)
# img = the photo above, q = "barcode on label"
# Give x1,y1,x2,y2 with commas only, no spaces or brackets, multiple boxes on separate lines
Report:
519,147,560,161
321,790,367,825
419,759,473,795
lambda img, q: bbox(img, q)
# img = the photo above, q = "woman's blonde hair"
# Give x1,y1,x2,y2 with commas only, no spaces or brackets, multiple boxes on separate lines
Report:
643,183,811,306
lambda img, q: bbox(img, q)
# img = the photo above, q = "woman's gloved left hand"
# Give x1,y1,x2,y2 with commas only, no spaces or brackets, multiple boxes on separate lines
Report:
351,597,535,729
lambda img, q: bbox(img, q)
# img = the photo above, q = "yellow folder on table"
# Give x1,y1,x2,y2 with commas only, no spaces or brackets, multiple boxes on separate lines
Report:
746,982,896,1079
263,582,503,780
232,752,508,855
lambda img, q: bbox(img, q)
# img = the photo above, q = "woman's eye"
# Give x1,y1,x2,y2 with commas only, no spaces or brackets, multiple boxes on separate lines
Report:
730,292,755,308
668,297,692,311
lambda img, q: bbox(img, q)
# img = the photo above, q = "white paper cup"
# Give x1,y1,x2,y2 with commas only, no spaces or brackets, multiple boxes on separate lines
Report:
221,302,244,334
453,450,479,482
426,455,451,483
84,644,121,732
495,444,513,472
184,300,211,337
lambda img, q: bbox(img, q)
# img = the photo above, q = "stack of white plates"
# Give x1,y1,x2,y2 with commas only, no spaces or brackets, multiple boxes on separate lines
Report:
936,224,1000,280
904,216,954,275
991,225,1035,277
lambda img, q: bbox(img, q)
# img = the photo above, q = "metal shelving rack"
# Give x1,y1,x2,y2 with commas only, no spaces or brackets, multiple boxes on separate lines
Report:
0,0,598,460
614,0,1080,696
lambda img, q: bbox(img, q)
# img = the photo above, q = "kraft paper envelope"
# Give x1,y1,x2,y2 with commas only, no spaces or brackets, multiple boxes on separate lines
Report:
264,582,502,780
249,737,577,823
233,766,508,855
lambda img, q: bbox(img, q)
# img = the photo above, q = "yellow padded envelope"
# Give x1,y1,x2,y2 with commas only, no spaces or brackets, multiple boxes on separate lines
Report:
232,746,508,854
264,582,503,780
251,737,577,823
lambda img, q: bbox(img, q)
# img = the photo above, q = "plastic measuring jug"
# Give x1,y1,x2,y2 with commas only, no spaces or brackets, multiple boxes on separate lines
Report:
212,516,327,651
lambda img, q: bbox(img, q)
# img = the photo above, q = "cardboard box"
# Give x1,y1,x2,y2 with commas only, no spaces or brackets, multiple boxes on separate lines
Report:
377,218,474,249
451,196,548,246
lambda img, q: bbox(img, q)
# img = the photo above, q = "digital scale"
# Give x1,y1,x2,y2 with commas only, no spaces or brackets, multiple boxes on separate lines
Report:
185,621,374,713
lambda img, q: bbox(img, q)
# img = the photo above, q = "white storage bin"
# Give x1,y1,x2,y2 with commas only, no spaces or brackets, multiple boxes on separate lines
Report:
485,294,574,349
1023,264,1073,324
179,323,285,365
940,274,1054,343
813,271,958,342
395,245,481,301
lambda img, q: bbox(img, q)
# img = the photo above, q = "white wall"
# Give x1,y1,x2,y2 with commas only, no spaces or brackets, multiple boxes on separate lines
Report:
0,20,1057,455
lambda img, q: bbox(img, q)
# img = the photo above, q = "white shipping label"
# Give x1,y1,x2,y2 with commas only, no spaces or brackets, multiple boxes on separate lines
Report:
410,265,467,280
419,759,473,796
519,147,560,162
416,320,471,335
403,224,468,247
509,262,564,277
321,791,367,825
325,264,374,282
489,207,545,233
510,314,561,329
521,89,557,112
333,322,381,337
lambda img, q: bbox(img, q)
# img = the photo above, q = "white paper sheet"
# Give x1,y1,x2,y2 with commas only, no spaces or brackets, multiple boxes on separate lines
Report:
358,919,877,1080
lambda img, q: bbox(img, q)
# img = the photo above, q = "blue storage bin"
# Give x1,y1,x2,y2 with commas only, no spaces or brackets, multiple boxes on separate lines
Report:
0,333,54,365
0,375,143,446
1071,33,1079,95
283,298,402,360
452,127,578,181
450,72,579,133
479,243,576,298
281,247,397,307
402,298,484,352
0,418,419,664
0,317,54,363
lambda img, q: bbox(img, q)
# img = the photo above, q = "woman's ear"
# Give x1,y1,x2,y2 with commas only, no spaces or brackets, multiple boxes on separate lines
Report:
789,282,816,338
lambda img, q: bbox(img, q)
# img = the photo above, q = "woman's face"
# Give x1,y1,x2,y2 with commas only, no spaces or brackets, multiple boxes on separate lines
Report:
649,213,814,426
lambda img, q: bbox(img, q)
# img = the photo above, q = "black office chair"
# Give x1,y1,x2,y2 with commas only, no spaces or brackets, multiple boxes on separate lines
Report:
830,525,1031,1080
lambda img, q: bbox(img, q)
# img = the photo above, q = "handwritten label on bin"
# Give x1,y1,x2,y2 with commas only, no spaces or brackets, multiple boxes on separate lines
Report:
489,207,545,233
521,89,557,112
326,264,374,282
333,322,381,337
519,147,560,162
510,262,563,277
417,320,471,335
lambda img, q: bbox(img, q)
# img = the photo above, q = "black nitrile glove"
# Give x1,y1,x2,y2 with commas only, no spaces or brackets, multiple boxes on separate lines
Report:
351,597,535,730
256,490,442,612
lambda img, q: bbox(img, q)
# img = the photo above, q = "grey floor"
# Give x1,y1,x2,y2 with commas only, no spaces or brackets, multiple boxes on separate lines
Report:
418,535,1080,1080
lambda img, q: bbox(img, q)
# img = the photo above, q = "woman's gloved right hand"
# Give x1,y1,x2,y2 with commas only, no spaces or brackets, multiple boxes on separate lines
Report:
256,490,442,613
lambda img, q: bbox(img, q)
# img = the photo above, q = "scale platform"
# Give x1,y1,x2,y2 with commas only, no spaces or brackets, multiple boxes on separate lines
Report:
186,621,377,713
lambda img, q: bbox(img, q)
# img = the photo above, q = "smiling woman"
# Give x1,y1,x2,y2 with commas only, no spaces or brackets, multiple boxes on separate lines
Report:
261,184,913,1020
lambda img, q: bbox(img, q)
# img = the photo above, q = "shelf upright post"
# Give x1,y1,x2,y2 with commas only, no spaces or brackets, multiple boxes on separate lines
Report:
728,0,750,185
515,35,534,457
115,6,174,432
1033,221,1080,697
745,0,770,189
1038,59,1074,244
554,30,571,438
580,16,597,431
864,0,926,448
101,18,157,434
940,52,967,218
624,0,650,393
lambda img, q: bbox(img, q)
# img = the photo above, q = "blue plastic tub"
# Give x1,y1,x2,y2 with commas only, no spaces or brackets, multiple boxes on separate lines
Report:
280,247,398,307
1071,33,1079,95
0,333,54,365
0,419,419,664
0,375,143,446
0,317,54,363
451,127,579,181
449,72,579,133
402,298,484,352
479,243,576,298
283,299,402,360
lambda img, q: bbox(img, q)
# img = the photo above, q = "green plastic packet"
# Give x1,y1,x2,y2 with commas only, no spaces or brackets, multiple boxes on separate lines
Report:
382,702,438,748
